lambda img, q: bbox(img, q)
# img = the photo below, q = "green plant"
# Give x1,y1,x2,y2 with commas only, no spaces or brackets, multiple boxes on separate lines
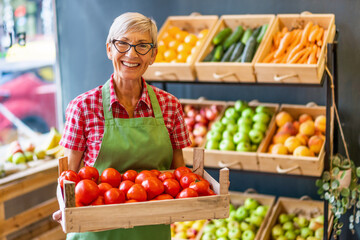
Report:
316,153,360,237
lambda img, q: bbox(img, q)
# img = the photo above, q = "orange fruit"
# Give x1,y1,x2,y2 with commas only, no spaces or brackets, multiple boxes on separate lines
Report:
191,46,198,55
177,43,192,54
168,26,181,37
198,29,209,39
168,40,180,51
186,54,194,63
155,53,164,63
175,31,188,42
163,49,177,62
184,34,199,46
157,44,166,55
177,52,189,63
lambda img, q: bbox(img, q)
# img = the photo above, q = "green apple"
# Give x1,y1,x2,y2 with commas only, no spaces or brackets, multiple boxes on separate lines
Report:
241,108,255,121
244,198,259,211
24,151,34,162
211,121,225,133
314,215,324,224
235,100,248,112
300,227,314,238
12,152,27,164
255,105,271,114
228,227,241,239
226,123,238,134
233,131,250,145
225,107,240,121
35,149,46,159
251,144,258,152
248,129,264,144
277,237,288,240
221,117,236,126
219,139,236,151
206,140,220,150
237,116,253,126
284,230,296,240
174,231,187,239
215,226,228,238
222,130,234,141
227,210,237,222
235,206,249,221
236,142,252,152
252,122,268,133
229,203,236,213
254,205,268,217
237,123,252,134
207,130,222,142
252,112,270,124
201,232,216,240
240,221,254,232
242,229,255,240
271,224,284,239
282,221,295,231
191,221,204,232
315,227,323,239
247,214,263,227
294,216,309,228
227,220,240,230
6,154,13,162
203,224,217,234
278,213,291,224
213,219,227,228
216,237,228,240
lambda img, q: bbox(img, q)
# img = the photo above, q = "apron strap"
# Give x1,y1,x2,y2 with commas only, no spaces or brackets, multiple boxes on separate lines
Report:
102,79,114,120
146,83,164,120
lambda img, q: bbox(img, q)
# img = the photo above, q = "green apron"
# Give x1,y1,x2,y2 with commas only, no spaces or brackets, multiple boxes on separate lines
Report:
67,79,173,240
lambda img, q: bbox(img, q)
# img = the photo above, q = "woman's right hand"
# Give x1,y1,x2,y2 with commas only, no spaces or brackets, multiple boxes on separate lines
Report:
52,209,62,224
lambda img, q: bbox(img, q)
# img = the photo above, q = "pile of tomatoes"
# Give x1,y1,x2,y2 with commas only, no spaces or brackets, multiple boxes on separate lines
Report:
59,166,216,207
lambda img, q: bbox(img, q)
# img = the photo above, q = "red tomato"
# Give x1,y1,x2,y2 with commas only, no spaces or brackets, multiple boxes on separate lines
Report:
59,170,80,188
163,178,181,198
141,177,165,200
150,169,161,177
125,199,138,203
180,173,200,189
75,179,100,205
176,188,198,199
122,170,138,182
127,184,147,202
104,188,125,204
207,188,216,195
174,166,192,181
119,180,135,197
98,182,113,196
153,194,174,200
91,195,104,206
78,166,99,183
158,172,175,182
135,171,156,184
189,180,210,196
100,168,122,188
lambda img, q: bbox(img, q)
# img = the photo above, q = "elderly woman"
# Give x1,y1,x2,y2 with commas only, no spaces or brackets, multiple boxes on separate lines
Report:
53,12,191,239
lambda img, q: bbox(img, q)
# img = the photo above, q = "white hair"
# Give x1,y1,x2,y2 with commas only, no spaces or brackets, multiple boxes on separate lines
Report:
106,12,158,47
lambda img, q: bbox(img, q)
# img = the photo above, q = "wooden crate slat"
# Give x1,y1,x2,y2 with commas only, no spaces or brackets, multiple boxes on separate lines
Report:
33,226,66,240
0,197,58,237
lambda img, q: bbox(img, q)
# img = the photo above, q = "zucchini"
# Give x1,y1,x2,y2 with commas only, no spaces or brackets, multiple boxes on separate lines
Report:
229,42,245,62
241,28,253,45
221,43,236,62
212,28,232,45
223,25,244,50
211,45,224,62
241,36,257,62
256,24,268,43
203,47,216,62
252,26,262,38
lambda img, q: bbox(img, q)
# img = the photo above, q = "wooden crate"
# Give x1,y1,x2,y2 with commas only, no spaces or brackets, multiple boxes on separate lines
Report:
258,104,326,176
180,98,227,166
58,149,230,233
261,197,333,240
254,13,336,84
0,159,61,240
194,14,275,82
197,101,279,171
143,15,218,81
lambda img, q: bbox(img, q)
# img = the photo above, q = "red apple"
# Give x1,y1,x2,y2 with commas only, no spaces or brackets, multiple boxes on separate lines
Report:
195,113,209,125
184,117,195,129
194,136,204,146
205,107,217,121
186,108,197,118
193,125,207,137
200,107,206,118
184,105,194,114
210,104,219,115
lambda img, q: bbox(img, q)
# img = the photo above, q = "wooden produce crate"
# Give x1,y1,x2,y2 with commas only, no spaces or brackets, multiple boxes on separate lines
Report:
261,197,333,240
258,104,326,176
254,13,336,84
180,98,227,166
58,149,230,233
143,15,218,81
198,101,279,171
195,14,275,82
0,159,63,240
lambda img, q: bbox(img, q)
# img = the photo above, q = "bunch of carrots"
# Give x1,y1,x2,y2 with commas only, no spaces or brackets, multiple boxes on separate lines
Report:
262,21,326,64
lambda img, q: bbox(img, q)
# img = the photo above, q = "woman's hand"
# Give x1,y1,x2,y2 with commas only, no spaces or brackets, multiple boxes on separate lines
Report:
52,209,62,224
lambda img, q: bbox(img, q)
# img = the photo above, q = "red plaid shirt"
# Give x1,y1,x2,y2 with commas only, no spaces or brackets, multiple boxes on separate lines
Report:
60,76,191,166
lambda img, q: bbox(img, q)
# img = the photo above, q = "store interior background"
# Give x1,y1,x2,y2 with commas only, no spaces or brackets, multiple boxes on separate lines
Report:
54,0,360,238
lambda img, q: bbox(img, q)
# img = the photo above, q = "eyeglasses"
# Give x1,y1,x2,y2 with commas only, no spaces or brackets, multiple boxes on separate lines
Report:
112,40,154,55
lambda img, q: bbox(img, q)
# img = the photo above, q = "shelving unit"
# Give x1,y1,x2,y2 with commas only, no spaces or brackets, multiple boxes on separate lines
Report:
148,40,338,239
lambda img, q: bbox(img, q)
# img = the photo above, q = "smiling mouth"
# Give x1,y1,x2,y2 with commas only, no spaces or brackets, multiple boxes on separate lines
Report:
122,61,140,67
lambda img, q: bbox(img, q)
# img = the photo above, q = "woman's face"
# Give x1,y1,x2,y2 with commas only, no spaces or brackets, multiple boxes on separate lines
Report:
107,30,157,82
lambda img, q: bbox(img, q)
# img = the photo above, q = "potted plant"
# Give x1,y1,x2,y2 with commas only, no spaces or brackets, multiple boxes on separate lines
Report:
316,153,360,237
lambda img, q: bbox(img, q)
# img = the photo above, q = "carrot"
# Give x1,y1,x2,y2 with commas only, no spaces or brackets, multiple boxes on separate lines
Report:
316,45,321,58
263,51,276,63
281,27,289,35
317,40,323,47
286,43,304,63
274,32,293,59
289,30,303,48
273,32,282,49
288,48,308,64
272,57,282,63
308,25,319,43
299,21,313,46
307,52,317,64
298,47,312,64
315,27,324,42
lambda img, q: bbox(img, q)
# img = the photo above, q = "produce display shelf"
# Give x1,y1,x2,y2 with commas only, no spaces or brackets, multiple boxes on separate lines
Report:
58,149,230,233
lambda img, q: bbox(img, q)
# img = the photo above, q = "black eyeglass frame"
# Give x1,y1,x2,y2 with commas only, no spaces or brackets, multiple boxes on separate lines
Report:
112,39,155,55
